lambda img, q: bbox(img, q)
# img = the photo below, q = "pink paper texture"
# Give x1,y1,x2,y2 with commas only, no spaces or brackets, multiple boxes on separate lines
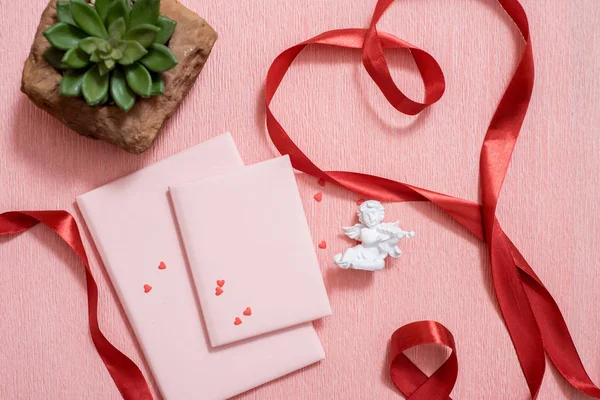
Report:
76,134,325,400
170,156,332,347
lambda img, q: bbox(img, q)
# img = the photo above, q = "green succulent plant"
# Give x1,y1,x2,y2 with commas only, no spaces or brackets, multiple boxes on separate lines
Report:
43,0,178,112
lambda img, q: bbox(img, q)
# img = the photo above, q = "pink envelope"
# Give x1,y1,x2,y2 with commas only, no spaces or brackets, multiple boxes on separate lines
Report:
169,156,332,347
77,134,325,400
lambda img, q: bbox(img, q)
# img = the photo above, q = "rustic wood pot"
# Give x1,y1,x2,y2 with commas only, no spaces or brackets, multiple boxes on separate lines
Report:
21,0,217,154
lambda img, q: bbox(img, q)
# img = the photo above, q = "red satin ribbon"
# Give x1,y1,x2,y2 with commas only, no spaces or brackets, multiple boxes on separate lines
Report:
0,211,153,400
390,321,457,400
265,0,600,397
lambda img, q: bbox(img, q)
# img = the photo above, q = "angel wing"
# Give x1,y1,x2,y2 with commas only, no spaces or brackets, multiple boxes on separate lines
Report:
342,224,364,240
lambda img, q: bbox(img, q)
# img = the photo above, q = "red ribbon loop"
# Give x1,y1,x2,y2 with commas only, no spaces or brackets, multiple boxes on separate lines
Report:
362,0,445,115
0,211,153,400
390,321,457,400
265,0,600,397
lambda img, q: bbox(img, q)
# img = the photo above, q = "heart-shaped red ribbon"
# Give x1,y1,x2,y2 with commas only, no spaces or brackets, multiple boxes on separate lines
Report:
265,0,600,397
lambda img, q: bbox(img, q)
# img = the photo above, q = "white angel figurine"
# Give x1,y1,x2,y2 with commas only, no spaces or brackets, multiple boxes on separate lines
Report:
333,200,415,271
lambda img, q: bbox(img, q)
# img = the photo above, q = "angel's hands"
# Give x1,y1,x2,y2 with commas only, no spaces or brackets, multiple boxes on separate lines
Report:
377,234,391,242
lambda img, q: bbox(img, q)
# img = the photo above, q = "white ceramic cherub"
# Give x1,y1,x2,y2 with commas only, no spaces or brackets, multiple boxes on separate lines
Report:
333,200,414,271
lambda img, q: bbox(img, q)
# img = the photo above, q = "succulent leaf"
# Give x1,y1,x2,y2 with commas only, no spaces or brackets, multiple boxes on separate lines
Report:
110,67,136,111
128,0,159,30
62,47,91,68
98,60,114,76
110,48,123,59
123,24,160,48
151,73,164,95
98,63,109,76
105,59,116,69
57,1,76,26
97,40,110,53
79,40,97,55
78,37,101,54
117,41,128,53
139,43,177,72
108,17,127,41
95,0,113,23
43,47,69,70
43,22,88,50
82,65,110,105
90,51,101,62
118,40,148,65
99,91,110,105
59,68,87,96
106,0,130,28
154,16,176,44
124,62,152,97
70,0,108,39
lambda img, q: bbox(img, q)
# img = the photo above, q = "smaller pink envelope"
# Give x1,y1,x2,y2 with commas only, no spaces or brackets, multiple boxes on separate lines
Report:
170,156,332,347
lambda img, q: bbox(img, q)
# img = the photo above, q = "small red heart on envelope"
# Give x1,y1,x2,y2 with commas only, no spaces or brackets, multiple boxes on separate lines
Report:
234,317,242,325
215,287,223,296
158,261,166,270
216,280,225,287
243,307,252,316
143,284,152,293
318,241,327,249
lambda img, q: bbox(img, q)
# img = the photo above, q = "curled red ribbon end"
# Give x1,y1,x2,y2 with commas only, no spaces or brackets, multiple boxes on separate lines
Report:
390,321,457,400
0,211,153,400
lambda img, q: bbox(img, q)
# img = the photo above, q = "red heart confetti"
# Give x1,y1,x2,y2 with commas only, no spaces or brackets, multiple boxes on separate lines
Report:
158,261,166,270
243,307,252,316
216,279,225,287
234,317,242,325
143,284,152,293
357,198,365,206
318,241,327,249
318,178,326,187
215,287,224,296
314,192,323,202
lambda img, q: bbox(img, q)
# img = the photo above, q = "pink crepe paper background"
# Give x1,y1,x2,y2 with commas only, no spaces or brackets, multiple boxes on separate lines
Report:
1,0,599,398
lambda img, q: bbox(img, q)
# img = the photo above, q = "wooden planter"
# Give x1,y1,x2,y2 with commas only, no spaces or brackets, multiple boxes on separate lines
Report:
21,0,217,154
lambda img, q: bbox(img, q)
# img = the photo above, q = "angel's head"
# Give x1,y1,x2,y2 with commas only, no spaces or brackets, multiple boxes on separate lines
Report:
358,200,385,228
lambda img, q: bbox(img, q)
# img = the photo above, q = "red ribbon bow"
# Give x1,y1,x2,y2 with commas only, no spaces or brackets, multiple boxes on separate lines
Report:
390,321,457,400
265,0,600,397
